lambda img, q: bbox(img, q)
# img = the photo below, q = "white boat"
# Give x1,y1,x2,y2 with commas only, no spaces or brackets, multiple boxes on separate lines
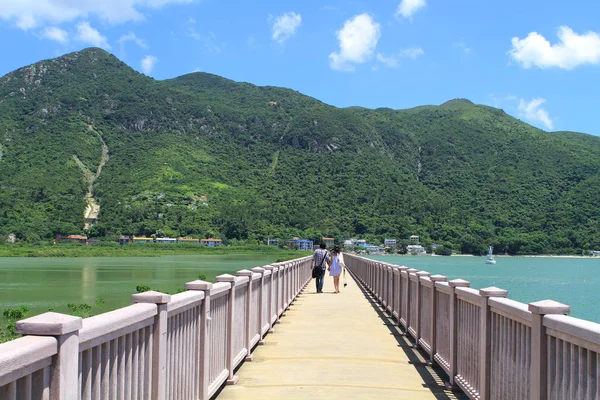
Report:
485,246,496,264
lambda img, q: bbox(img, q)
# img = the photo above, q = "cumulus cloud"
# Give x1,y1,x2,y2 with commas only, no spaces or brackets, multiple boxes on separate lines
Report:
271,12,302,44
518,98,554,130
42,26,68,43
118,32,148,48
0,0,193,29
76,21,111,49
141,55,158,74
509,26,600,70
396,0,426,18
329,13,381,71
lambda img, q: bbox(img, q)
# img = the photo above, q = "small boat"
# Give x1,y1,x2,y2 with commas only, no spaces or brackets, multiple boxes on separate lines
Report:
485,246,496,264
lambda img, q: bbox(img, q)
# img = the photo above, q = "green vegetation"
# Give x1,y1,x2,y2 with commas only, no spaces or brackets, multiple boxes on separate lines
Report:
1,48,600,255
0,242,308,258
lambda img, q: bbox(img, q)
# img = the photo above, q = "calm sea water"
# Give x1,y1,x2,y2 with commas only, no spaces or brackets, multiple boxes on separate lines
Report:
0,255,278,318
0,255,598,323
366,255,600,323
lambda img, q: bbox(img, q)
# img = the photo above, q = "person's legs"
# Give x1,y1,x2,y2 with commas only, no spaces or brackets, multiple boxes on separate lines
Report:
315,270,320,293
333,275,340,293
317,270,324,293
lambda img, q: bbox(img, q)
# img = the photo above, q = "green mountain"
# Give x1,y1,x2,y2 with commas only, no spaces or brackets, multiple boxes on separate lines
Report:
1,48,599,254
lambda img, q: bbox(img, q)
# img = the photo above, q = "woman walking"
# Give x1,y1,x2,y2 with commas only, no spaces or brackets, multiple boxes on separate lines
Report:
328,246,344,293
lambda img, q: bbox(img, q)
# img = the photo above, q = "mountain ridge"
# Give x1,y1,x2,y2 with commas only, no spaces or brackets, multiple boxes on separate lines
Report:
0,48,599,254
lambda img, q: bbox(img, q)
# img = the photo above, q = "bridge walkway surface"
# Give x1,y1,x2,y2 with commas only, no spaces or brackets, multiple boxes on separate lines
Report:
217,271,466,400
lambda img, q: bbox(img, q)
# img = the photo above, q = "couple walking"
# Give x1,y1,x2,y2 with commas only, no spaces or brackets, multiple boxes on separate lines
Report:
312,243,345,294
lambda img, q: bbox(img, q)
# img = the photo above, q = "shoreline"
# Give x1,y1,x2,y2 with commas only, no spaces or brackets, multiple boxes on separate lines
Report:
361,253,599,259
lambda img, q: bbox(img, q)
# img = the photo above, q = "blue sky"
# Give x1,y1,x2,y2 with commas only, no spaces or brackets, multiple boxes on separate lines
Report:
1,0,600,135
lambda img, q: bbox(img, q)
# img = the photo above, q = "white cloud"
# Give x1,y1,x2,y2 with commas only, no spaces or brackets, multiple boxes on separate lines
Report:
76,21,111,49
396,0,426,19
376,53,399,68
271,12,302,44
329,13,381,71
454,40,472,54
0,0,193,30
518,98,554,130
141,55,157,74
509,26,600,70
118,32,148,48
400,47,424,59
42,26,68,43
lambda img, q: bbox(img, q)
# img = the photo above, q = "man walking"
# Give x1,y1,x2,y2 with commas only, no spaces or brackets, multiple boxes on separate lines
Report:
312,243,330,293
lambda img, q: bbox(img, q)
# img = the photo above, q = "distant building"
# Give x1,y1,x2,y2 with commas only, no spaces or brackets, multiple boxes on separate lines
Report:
267,238,279,246
133,237,154,243
285,238,313,251
409,235,420,244
384,238,397,248
156,237,177,244
591,251,600,257
178,238,200,244
343,239,354,248
356,240,367,247
119,236,131,245
7,233,16,243
322,237,334,248
201,238,222,247
407,245,427,256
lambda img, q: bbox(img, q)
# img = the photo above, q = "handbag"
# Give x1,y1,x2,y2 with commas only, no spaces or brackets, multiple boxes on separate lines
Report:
312,250,327,278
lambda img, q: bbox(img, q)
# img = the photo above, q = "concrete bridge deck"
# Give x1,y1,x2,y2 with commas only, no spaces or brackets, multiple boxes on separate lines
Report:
218,272,462,400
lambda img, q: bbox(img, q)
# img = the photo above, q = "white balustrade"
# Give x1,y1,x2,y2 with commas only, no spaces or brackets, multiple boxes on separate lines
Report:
344,253,598,400
0,256,312,400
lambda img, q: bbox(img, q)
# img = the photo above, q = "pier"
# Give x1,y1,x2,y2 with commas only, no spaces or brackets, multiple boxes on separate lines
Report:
1,254,599,399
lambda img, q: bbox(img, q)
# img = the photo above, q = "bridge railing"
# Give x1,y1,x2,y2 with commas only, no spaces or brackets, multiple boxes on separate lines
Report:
345,254,600,400
0,256,312,400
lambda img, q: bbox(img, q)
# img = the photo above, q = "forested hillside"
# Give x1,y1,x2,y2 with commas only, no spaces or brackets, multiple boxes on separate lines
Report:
1,48,599,254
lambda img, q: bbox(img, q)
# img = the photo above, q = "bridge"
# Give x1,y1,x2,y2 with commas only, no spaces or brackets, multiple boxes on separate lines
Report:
1,255,599,399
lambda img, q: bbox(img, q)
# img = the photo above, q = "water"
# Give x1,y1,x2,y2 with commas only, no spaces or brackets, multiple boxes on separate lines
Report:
0,255,278,318
366,255,600,323
1,255,598,324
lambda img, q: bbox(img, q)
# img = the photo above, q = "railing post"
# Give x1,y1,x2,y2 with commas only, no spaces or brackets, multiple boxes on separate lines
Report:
446,278,470,389
414,270,431,347
16,312,82,400
237,270,255,362
404,268,418,336
479,286,508,400
528,300,571,400
185,279,213,400
216,274,239,385
131,291,171,400
251,267,267,345
263,265,277,329
428,275,447,365
396,266,408,327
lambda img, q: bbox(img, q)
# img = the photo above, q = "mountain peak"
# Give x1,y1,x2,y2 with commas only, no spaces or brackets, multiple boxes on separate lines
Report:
441,98,474,108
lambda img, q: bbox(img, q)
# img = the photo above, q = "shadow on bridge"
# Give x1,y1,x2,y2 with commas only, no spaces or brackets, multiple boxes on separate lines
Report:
352,274,469,400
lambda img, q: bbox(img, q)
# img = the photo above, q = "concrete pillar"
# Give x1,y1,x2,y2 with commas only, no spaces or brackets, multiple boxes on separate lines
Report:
429,275,447,365
16,312,83,400
216,274,239,385
237,270,255,362
251,267,266,344
529,300,571,400
131,290,171,400
404,268,419,336
263,265,277,329
479,286,508,400
446,279,470,389
414,271,431,348
185,279,213,400
396,266,408,327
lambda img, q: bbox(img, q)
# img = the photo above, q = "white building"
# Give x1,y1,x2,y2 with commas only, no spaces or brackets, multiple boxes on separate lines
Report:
156,237,177,244
384,238,396,248
406,245,427,256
